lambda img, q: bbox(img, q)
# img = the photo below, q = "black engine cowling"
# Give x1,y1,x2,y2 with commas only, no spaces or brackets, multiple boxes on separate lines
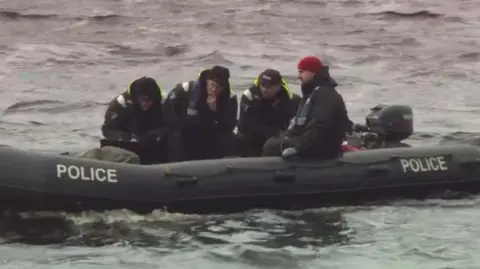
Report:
365,104,413,142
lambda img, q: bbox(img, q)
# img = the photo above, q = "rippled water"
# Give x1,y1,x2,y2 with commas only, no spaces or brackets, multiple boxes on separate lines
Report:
1,0,480,268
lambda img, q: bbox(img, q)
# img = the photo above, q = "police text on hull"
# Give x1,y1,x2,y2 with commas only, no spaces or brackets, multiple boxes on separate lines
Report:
399,156,449,173
56,164,118,183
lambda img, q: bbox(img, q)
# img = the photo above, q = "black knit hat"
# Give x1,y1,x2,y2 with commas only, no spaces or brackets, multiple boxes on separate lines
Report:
207,65,230,87
130,76,161,100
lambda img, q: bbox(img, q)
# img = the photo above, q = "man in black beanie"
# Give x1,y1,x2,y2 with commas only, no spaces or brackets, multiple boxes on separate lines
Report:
163,65,238,161
102,76,165,142
101,76,170,164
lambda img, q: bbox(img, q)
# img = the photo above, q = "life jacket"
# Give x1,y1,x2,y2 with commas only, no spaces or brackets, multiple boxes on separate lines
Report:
115,92,134,109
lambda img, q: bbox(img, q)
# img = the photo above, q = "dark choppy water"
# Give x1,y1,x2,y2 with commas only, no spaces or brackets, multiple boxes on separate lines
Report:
1,0,480,267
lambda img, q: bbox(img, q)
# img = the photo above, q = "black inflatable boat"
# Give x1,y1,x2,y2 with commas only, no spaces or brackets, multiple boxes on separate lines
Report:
1,142,480,214
2,104,480,214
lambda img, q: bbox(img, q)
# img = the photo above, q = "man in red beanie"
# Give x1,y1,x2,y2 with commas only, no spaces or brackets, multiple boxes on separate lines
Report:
262,56,352,160
163,65,238,161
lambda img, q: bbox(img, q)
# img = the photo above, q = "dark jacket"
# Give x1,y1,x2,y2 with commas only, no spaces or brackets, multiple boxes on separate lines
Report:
101,78,165,141
290,93,302,119
163,69,238,136
288,66,352,158
238,79,297,140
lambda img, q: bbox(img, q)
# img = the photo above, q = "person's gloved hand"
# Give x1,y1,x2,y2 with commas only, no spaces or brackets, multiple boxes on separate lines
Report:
281,147,298,159
130,133,140,142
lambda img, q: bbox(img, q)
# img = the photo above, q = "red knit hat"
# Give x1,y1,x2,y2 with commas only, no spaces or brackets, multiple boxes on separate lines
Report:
297,56,324,73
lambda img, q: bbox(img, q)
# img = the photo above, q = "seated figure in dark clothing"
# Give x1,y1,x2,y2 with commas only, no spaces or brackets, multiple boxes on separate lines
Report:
101,76,169,164
262,56,352,160
236,69,301,157
163,66,238,161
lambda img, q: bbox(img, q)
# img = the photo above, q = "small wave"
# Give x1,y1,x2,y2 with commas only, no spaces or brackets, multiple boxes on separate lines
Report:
436,131,480,146
340,0,362,6
458,52,480,61
371,10,442,19
280,0,327,6
352,55,383,65
89,14,123,21
192,50,235,65
0,10,58,20
107,43,189,58
342,37,421,54
0,208,351,248
2,100,103,115
3,100,64,114
0,9,128,23
165,44,189,57
5,43,111,67
0,209,202,246
407,131,480,147
424,106,480,114
0,44,10,52
87,14,126,24
29,120,46,126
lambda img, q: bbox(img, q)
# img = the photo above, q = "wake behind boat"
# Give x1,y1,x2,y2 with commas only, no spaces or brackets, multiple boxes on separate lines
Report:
1,140,480,214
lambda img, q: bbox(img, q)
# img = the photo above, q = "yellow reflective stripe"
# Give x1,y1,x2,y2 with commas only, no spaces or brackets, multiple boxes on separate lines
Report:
197,69,207,79
253,77,260,87
253,76,292,99
281,79,292,99
127,83,132,96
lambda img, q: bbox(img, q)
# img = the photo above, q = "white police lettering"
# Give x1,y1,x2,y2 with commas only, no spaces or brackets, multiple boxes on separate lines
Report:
399,156,449,173
56,164,118,183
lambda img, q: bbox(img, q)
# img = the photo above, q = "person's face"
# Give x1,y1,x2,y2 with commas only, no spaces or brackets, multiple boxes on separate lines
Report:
298,69,315,85
206,79,224,96
136,95,153,111
260,84,282,99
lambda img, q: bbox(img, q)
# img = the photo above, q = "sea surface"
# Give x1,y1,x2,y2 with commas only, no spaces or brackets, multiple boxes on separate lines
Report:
1,0,480,268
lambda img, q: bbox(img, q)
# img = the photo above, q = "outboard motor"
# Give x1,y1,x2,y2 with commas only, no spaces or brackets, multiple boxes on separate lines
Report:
359,104,414,149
